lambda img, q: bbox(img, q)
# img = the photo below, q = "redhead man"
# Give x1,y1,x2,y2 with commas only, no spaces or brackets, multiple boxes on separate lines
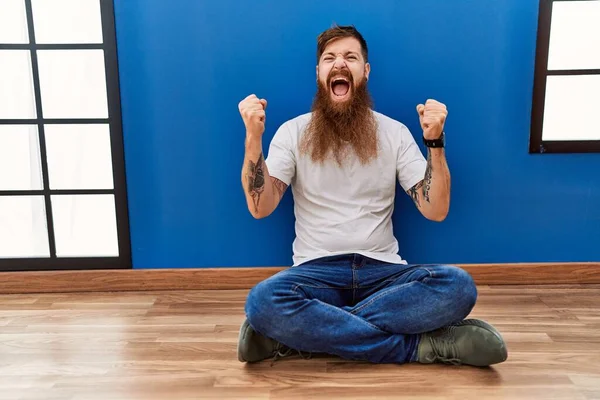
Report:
236,25,507,367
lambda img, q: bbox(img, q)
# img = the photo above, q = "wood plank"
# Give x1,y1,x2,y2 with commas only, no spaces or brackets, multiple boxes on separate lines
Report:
0,286,599,399
0,262,599,294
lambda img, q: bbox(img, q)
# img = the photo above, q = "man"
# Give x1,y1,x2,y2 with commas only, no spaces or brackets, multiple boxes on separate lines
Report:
236,25,507,367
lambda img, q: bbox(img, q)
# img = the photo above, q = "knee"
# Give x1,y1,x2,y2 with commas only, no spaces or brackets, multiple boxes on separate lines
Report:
440,266,478,319
244,276,293,339
245,279,275,333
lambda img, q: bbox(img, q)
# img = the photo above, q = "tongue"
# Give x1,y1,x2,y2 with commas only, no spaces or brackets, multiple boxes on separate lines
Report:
333,82,349,96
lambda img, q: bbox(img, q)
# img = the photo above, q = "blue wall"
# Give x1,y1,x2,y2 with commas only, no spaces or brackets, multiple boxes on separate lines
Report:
114,0,600,268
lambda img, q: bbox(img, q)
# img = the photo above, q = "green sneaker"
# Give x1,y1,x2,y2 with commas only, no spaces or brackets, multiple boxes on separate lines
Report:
237,319,280,362
237,319,308,363
417,319,507,367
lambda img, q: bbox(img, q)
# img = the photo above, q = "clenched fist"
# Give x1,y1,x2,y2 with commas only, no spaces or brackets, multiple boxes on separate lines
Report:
239,94,268,139
416,99,447,140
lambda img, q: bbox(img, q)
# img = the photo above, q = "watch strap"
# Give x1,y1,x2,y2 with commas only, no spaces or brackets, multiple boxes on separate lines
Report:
423,132,445,148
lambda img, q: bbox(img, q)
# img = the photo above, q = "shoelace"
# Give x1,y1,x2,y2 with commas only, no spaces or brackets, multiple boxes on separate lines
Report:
270,344,313,366
428,326,463,366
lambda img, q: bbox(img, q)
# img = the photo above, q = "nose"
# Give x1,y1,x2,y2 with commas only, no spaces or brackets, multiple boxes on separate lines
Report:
333,55,347,69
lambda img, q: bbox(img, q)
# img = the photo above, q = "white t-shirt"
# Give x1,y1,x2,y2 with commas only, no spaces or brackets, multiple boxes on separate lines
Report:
265,110,427,266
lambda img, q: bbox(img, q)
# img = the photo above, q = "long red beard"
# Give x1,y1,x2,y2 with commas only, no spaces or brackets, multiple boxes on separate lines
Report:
300,72,378,166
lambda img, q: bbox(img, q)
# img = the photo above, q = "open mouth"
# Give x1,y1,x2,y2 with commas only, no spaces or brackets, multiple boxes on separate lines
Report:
330,77,350,98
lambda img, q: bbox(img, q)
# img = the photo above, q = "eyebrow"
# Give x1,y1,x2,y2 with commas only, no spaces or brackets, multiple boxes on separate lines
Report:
322,51,360,58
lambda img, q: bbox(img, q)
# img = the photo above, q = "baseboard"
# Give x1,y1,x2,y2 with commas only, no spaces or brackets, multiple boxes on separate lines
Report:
0,262,599,294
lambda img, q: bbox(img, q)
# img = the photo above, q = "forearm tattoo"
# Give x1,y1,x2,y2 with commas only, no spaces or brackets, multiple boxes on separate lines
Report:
423,149,433,203
272,177,287,200
408,180,424,207
247,153,265,212
407,150,434,207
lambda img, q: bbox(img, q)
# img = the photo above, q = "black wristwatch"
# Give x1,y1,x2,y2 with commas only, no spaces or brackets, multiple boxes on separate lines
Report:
423,132,445,148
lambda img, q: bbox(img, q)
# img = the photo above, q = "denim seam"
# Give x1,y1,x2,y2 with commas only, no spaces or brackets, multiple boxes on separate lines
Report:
291,283,354,291
350,280,420,315
291,285,388,333
352,268,357,304
354,314,387,333
291,283,380,291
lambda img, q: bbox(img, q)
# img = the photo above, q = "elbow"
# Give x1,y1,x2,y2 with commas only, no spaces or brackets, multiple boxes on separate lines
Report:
428,213,447,222
250,210,266,219
251,212,268,220
249,208,272,220
425,206,449,222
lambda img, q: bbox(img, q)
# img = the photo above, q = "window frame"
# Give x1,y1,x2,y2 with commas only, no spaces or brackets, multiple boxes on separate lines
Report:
530,0,600,154
0,0,131,271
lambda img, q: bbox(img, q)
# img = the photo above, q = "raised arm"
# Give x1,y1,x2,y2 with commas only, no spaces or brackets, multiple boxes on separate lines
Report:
239,94,288,219
406,99,451,222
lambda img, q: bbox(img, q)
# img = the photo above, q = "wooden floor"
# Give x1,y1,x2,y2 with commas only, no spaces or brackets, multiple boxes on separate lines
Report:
0,285,599,400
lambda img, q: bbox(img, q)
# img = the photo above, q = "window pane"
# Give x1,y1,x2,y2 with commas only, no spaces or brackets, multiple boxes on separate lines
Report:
52,195,118,257
0,125,43,190
0,0,29,44
0,50,37,119
37,49,108,118
0,196,49,258
543,75,600,141
31,0,103,44
46,124,114,190
548,1,600,70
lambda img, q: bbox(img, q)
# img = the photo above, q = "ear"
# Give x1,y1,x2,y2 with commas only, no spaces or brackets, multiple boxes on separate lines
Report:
365,63,371,81
316,65,319,81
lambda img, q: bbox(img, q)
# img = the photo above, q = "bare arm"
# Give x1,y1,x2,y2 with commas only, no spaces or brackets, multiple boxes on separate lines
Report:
407,147,450,221
407,99,451,221
242,137,288,219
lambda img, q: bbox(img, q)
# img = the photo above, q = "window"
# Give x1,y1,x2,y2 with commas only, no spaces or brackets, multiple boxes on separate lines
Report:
0,0,131,271
530,0,600,153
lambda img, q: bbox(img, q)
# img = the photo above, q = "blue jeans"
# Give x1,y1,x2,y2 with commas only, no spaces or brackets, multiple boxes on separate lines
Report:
245,253,477,363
